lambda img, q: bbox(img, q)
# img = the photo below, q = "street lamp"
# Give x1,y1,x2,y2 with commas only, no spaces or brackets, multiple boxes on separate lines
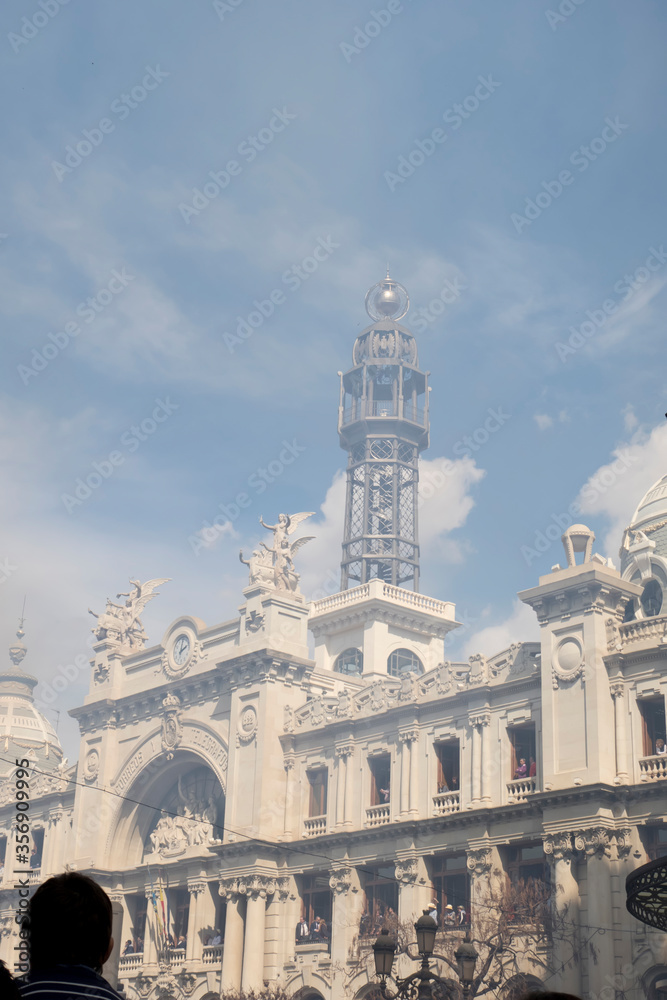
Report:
454,935,479,1000
373,910,448,999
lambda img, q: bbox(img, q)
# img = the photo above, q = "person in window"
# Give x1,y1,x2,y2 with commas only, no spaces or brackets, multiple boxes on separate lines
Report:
122,939,134,956
29,847,40,870
135,935,144,953
428,899,438,924
457,905,467,926
529,756,537,777
318,917,329,941
438,780,449,793
176,934,186,950
655,738,666,755
211,929,222,946
379,787,390,803
443,904,455,927
295,917,309,943
514,758,527,779
310,915,321,941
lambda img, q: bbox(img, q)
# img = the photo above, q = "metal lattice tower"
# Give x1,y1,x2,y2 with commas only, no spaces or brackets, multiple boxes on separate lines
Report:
338,274,429,591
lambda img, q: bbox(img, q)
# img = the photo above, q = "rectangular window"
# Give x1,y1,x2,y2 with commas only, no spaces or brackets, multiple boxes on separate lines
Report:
644,826,667,861
639,697,666,756
361,866,398,938
431,854,469,928
128,894,147,953
369,755,391,806
169,888,190,947
507,725,537,780
434,741,460,793
308,769,328,817
31,828,44,869
298,874,333,944
505,844,550,924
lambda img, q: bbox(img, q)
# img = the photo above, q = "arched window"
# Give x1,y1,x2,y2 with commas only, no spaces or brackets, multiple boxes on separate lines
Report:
641,580,663,617
387,648,424,677
334,648,363,676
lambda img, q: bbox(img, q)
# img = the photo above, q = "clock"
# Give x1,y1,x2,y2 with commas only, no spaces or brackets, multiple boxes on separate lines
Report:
173,634,191,666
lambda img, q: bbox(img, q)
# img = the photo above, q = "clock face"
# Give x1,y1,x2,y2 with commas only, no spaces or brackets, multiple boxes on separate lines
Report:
173,634,191,666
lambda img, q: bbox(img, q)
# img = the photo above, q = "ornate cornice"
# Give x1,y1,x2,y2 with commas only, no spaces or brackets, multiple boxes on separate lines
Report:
466,847,492,876
573,827,612,859
329,866,357,894
187,880,207,896
394,857,420,884
469,711,491,729
542,832,574,862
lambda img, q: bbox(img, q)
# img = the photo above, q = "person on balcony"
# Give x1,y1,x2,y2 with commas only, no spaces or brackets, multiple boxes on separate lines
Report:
310,916,321,941
514,758,528,779
457,905,467,926
443,904,455,927
379,787,390,803
122,940,134,956
438,781,449,793
529,756,537,777
655,738,666,755
296,918,309,943
211,930,222,946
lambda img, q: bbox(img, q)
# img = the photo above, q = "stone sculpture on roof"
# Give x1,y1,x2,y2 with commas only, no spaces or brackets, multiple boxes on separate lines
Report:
88,577,170,651
246,512,315,592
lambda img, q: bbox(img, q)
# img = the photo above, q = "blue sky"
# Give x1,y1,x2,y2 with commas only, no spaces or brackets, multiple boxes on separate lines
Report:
1,0,666,758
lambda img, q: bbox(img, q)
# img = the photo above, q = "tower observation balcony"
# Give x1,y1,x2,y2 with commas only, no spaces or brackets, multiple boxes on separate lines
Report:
338,276,430,592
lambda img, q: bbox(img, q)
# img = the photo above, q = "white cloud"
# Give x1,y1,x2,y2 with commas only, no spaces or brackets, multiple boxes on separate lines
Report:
534,413,553,431
576,420,667,558
462,599,540,659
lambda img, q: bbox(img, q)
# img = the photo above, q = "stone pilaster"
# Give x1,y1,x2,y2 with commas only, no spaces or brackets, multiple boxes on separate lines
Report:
236,874,277,992
469,713,490,805
329,865,363,969
143,887,159,967
574,828,614,995
610,682,629,782
399,730,419,817
335,744,353,827
394,854,430,925
185,880,206,963
543,832,581,996
219,878,244,992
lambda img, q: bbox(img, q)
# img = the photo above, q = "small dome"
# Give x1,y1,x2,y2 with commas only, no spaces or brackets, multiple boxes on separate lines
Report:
0,625,64,779
621,475,667,573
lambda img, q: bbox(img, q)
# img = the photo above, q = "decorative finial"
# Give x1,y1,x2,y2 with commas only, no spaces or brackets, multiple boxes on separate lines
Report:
365,274,409,322
9,614,27,668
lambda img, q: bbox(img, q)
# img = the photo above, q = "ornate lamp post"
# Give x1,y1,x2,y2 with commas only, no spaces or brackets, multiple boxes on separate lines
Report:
454,936,479,1000
373,911,467,999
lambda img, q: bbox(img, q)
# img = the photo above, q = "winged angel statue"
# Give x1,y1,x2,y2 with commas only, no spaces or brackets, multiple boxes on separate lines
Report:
88,578,171,651
240,512,314,592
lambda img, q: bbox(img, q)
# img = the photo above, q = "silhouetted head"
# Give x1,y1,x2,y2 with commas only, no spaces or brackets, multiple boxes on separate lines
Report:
27,872,113,972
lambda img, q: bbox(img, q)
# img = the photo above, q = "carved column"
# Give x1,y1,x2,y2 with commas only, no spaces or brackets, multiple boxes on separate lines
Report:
409,730,419,815
330,866,363,969
103,893,124,989
143,888,159,966
543,833,581,996
574,828,614,995
466,847,493,918
219,880,244,992
335,744,353,827
186,880,206,963
478,713,491,803
469,716,484,804
611,683,629,782
283,757,295,838
239,876,275,992
399,730,418,816
395,856,430,924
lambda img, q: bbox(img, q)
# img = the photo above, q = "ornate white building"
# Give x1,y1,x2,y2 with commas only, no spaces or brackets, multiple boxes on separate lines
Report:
1,276,666,1000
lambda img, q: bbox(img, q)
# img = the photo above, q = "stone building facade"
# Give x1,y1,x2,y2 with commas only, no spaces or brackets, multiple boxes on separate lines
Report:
0,277,666,1000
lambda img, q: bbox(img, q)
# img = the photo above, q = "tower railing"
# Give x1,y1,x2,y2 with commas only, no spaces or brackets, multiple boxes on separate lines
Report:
341,398,425,427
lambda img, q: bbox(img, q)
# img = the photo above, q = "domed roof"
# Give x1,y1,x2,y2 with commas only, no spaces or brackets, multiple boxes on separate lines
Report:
621,475,667,573
0,625,64,779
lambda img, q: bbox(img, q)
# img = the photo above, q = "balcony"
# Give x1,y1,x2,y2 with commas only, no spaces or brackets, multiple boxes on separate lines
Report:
432,791,460,816
639,755,667,781
341,399,426,428
202,944,222,965
365,803,391,827
303,815,327,838
168,948,186,965
507,778,536,803
119,952,143,971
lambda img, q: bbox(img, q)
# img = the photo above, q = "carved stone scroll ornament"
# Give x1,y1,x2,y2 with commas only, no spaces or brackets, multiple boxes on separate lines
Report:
394,858,420,884
542,832,574,863
236,874,277,900
466,848,492,878
161,692,183,760
573,827,612,859
329,867,357,894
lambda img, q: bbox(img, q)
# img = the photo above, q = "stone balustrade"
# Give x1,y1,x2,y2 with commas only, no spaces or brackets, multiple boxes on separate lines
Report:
365,803,391,827
202,944,222,965
432,790,461,815
119,952,143,971
303,814,327,837
639,754,667,781
507,777,536,802
619,615,667,647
